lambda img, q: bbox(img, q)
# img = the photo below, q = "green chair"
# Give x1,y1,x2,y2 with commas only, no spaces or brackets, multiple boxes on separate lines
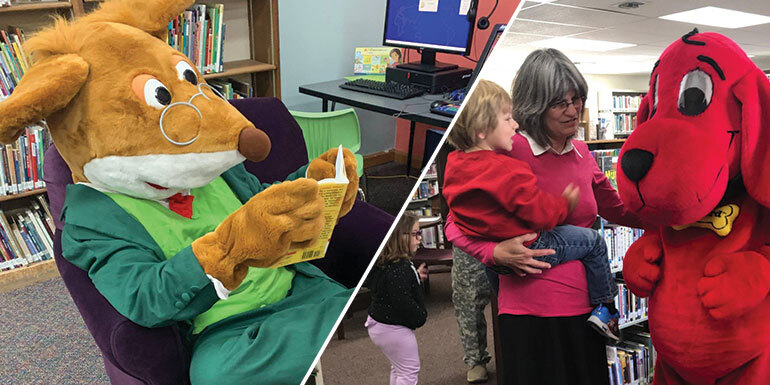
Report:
289,109,365,178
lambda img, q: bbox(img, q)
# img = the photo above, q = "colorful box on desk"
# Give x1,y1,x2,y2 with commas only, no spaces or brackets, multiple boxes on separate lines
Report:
386,66,472,94
354,47,403,75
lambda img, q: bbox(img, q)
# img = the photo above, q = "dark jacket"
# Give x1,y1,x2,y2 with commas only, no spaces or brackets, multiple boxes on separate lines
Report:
367,259,427,329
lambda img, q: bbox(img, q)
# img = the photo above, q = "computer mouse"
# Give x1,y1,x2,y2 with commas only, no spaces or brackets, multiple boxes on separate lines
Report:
431,100,447,109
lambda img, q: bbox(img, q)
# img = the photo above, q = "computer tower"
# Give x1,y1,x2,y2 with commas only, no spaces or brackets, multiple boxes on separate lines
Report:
386,66,473,94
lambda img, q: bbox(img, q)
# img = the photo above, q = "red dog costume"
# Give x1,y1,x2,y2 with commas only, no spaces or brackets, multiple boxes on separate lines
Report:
617,30,770,385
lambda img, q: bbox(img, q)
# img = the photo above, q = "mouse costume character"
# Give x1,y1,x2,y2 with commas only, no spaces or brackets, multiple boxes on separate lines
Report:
0,0,360,383
617,30,770,385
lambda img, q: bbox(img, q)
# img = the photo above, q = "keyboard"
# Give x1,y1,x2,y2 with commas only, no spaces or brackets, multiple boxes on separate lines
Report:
430,101,460,117
339,79,425,100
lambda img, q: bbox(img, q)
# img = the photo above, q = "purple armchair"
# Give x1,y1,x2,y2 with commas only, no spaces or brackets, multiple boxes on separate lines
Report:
46,97,394,384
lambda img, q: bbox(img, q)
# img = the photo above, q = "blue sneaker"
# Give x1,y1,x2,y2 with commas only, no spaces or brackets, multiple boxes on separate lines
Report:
587,304,619,341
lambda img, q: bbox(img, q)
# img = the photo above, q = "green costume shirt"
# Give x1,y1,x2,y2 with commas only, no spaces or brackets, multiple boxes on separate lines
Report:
60,163,310,330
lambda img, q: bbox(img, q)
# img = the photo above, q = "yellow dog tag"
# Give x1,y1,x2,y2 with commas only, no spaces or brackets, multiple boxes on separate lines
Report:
672,204,740,237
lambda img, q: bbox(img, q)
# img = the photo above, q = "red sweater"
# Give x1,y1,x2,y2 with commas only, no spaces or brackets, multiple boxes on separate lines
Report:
443,150,570,241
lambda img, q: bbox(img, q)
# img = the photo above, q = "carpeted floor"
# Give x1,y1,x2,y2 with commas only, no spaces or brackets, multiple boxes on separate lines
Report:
0,161,415,385
320,269,498,385
0,277,109,384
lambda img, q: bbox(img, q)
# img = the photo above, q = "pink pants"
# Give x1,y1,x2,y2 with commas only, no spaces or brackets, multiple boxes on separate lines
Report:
365,315,420,385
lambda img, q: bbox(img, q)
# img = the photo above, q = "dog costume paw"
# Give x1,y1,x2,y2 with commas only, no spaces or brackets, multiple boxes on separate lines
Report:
697,251,770,319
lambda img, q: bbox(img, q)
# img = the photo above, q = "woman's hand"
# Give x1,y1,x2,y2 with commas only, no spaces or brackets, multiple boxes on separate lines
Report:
492,233,554,277
562,183,580,213
417,262,429,282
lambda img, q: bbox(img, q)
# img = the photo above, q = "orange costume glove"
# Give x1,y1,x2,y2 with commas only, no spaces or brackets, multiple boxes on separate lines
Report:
192,178,325,290
306,147,360,218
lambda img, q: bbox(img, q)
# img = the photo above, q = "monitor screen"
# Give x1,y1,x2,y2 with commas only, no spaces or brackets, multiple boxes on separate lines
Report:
383,0,475,55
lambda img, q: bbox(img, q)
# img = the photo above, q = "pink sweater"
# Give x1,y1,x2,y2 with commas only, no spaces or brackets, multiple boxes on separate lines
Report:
445,133,643,317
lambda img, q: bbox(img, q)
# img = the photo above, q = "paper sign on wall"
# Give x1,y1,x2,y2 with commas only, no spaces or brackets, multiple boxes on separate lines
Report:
419,0,439,12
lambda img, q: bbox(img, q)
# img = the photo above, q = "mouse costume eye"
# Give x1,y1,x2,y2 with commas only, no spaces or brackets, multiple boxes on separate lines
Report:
175,60,198,85
144,78,172,109
132,75,172,110
678,69,712,116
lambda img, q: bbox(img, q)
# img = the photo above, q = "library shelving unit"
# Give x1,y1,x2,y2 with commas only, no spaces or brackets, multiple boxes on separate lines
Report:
0,0,283,292
609,90,645,138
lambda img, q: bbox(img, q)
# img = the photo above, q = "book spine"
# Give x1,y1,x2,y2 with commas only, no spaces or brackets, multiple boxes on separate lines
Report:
11,220,33,263
18,214,45,260
27,210,52,253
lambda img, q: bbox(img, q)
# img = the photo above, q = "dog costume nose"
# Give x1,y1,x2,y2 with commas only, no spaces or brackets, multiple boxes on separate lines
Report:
621,149,654,182
238,127,271,162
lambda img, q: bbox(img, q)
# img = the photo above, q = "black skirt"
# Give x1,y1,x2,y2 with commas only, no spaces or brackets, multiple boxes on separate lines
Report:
498,313,609,385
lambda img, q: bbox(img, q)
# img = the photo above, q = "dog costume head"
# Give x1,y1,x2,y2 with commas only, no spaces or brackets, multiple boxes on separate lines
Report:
0,0,271,201
617,29,770,226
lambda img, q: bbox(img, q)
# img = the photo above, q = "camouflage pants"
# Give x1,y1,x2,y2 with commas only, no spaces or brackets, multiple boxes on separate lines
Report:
451,246,492,367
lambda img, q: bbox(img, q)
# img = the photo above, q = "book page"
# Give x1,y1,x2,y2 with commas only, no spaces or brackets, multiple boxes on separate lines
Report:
269,145,349,268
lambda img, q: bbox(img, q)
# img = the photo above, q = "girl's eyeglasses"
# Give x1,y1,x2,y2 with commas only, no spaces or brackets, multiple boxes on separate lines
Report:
405,230,423,239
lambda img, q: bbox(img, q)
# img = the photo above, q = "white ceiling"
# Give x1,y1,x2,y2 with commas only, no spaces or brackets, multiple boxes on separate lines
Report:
501,0,770,73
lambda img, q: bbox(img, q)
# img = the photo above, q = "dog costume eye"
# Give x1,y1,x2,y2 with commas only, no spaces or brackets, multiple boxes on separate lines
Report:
678,69,712,116
144,78,172,109
175,61,198,85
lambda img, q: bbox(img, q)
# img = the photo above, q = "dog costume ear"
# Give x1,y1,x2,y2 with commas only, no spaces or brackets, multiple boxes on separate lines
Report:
84,0,194,40
735,67,770,207
636,93,651,127
0,54,89,143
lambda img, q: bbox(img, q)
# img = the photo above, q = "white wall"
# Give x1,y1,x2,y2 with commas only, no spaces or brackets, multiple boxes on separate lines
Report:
278,0,396,155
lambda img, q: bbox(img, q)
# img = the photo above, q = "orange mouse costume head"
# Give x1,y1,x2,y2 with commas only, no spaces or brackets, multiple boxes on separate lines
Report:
617,29,770,226
0,0,271,200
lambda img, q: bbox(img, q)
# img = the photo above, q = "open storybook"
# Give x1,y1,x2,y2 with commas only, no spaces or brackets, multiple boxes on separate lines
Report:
268,145,349,268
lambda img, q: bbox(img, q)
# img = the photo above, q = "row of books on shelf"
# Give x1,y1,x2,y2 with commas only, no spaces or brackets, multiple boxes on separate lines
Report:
0,123,50,195
0,195,55,271
607,326,656,385
423,163,438,179
615,282,648,327
612,95,643,111
412,179,439,201
593,149,620,189
208,78,253,99
600,221,644,272
0,26,29,97
614,113,638,136
167,4,226,75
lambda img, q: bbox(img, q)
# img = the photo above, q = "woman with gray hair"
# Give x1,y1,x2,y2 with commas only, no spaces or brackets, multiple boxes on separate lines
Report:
444,48,643,384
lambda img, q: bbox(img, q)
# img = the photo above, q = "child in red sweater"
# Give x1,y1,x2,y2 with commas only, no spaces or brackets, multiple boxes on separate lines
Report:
443,80,620,340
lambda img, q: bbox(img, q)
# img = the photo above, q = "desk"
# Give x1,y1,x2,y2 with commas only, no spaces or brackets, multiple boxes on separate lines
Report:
299,79,453,175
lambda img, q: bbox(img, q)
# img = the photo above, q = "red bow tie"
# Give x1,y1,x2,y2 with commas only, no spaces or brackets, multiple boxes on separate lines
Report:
168,193,194,219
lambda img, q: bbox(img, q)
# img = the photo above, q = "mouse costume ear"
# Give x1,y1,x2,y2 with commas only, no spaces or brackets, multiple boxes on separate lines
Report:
83,0,194,40
735,67,770,207
0,54,89,143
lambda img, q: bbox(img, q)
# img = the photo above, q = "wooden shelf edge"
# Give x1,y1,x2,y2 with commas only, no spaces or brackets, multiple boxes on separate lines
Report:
0,188,47,202
0,259,59,293
0,1,72,13
585,139,626,145
203,60,276,80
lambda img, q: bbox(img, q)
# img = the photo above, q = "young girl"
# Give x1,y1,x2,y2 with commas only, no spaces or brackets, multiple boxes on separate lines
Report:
443,79,620,340
365,213,429,385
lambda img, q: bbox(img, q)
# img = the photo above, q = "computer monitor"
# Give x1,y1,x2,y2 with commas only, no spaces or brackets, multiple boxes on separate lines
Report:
465,23,506,94
383,0,476,73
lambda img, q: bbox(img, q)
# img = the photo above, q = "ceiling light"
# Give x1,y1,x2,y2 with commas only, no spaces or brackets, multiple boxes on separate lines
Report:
660,7,770,29
529,37,636,52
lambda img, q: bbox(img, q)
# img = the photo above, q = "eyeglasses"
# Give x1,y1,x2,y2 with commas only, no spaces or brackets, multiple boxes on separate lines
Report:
405,230,423,239
548,95,586,113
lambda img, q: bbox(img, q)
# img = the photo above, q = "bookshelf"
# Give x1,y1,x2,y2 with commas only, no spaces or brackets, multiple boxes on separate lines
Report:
408,163,444,249
609,91,645,138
